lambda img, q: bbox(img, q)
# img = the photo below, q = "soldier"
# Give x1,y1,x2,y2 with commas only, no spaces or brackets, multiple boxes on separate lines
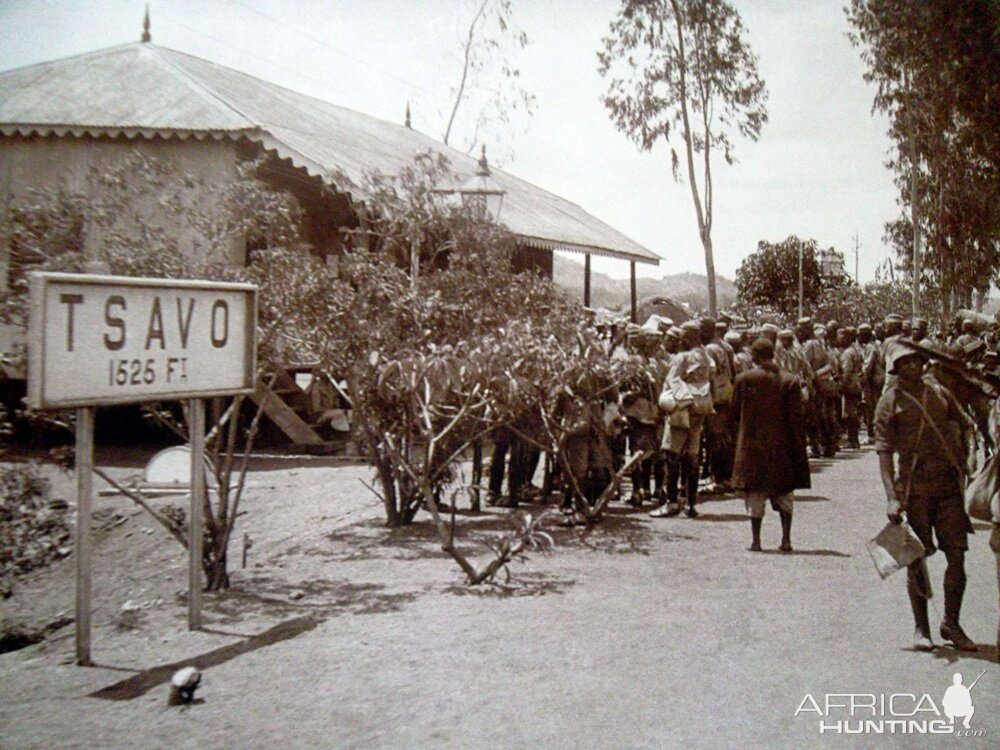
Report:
732,337,810,552
880,313,906,393
621,327,667,508
955,319,979,350
760,322,778,340
914,318,931,347
875,342,977,652
797,318,837,458
650,320,714,518
839,326,863,449
558,374,621,516
827,320,845,444
702,317,735,493
654,326,683,507
726,329,752,375
858,322,882,444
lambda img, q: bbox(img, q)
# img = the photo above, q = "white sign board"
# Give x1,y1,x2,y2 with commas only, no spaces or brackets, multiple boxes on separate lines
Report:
28,273,257,409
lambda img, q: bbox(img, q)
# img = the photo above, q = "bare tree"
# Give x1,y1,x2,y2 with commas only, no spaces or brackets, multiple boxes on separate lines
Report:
442,0,535,160
598,0,768,316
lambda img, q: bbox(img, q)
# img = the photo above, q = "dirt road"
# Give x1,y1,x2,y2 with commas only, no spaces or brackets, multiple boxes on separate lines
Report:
1,447,997,749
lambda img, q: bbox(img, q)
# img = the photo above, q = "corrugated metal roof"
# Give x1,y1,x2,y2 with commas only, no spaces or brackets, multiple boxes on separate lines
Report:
0,42,660,265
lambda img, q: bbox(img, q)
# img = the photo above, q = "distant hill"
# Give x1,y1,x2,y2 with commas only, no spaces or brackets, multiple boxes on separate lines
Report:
552,253,737,314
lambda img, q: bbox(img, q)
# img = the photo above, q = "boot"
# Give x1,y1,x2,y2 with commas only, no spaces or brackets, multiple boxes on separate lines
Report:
685,466,699,518
748,517,762,552
847,417,860,449
651,455,682,517
939,622,975,651
652,460,665,503
907,570,933,650
940,579,976,651
778,509,793,552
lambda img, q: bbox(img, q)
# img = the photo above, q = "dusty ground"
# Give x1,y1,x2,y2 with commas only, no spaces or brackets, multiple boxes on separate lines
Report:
1,446,998,749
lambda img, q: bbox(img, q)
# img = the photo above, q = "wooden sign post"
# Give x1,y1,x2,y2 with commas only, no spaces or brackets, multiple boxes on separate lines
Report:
27,273,256,665
188,399,205,630
74,407,95,666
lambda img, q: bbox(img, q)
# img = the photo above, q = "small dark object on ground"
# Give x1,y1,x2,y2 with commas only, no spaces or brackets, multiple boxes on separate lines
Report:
168,666,201,706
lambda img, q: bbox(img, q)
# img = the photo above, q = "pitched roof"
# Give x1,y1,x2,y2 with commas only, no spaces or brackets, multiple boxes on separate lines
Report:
0,42,660,266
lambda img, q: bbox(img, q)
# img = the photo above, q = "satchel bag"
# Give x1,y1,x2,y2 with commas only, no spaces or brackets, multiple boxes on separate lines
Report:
689,380,714,415
813,364,840,398
669,407,691,429
866,519,926,579
712,374,734,407
964,453,1000,522
658,381,684,415
691,393,713,415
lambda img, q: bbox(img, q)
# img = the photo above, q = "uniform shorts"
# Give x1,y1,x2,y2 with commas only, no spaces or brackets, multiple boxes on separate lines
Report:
744,491,794,519
666,413,706,459
905,491,971,555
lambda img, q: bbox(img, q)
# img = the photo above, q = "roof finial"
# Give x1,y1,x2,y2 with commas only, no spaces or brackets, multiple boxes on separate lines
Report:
404,102,411,129
141,5,151,43
477,144,491,175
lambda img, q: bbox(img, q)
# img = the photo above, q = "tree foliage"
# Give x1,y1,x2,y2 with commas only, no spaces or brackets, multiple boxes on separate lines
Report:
598,0,768,315
735,236,824,317
304,153,651,582
813,279,913,328
317,153,584,524
846,0,1000,320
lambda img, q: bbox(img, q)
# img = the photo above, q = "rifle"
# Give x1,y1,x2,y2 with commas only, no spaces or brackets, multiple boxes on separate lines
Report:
968,668,987,692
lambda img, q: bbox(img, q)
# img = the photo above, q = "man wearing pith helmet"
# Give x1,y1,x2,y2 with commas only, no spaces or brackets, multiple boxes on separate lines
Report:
857,322,882,443
651,320,713,518
874,340,976,653
797,318,837,457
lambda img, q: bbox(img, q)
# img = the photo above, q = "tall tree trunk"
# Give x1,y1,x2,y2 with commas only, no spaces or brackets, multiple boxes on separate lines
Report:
670,0,716,316
702,232,717,316
940,271,951,330
443,0,488,146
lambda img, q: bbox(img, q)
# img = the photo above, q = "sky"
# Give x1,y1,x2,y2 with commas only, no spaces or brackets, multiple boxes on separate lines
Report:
0,0,902,283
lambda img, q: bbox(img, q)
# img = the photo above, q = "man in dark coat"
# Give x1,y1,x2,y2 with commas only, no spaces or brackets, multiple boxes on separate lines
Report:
732,338,811,552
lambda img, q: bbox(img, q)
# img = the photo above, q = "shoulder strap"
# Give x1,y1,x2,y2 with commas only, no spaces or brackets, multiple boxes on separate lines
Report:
895,386,963,477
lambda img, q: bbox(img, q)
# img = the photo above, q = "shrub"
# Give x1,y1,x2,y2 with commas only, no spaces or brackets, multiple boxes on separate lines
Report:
0,463,70,591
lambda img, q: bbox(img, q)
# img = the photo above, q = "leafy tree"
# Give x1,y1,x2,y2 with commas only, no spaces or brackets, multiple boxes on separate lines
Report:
735,236,824,318
813,279,913,328
441,0,535,160
598,0,768,316
321,154,584,526
310,153,654,582
846,0,1000,320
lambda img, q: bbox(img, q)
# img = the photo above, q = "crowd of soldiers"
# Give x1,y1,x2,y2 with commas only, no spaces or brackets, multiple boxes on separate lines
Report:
486,308,1000,655
613,312,904,515
487,310,1000,517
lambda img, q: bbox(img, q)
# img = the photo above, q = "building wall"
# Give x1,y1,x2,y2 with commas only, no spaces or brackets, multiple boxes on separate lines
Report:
0,135,246,281
0,134,247,374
